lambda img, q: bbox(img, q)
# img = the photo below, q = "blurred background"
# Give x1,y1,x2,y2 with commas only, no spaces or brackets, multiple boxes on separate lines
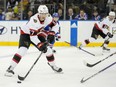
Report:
0,0,116,20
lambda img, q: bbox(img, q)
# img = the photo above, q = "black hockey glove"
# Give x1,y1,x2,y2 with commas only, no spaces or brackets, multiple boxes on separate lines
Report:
37,42,48,53
47,31,55,43
56,35,61,41
56,37,59,41
107,32,113,38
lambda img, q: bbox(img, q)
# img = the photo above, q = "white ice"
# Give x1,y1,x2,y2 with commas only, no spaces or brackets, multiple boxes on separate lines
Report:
0,46,116,87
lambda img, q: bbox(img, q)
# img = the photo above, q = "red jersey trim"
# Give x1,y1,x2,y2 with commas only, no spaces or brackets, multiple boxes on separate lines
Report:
94,23,102,32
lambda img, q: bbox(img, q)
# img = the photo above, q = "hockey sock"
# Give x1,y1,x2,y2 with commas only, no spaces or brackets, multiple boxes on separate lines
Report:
48,61,56,66
81,37,95,46
89,37,96,43
8,47,28,71
46,54,54,62
81,39,90,46
10,53,22,70
85,39,90,44
103,40,109,48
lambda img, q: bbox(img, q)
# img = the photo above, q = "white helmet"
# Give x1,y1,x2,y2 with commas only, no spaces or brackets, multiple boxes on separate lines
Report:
109,11,115,16
38,5,48,13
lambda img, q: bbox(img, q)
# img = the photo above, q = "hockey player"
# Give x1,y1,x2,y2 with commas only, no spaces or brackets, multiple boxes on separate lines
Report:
79,11,115,52
5,5,62,77
44,12,61,53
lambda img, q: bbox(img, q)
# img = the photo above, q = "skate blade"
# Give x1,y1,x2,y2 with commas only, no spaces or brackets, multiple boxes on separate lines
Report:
54,71,64,74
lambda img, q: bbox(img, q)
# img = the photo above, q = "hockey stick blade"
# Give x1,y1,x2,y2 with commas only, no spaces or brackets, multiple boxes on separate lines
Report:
86,51,116,67
80,62,116,83
18,75,25,81
80,77,85,83
83,60,98,67
86,61,101,67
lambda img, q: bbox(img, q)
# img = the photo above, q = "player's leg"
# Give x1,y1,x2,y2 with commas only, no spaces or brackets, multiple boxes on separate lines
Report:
38,32,62,72
45,31,62,72
102,40,110,52
100,32,110,52
79,26,98,49
5,34,31,77
45,46,62,72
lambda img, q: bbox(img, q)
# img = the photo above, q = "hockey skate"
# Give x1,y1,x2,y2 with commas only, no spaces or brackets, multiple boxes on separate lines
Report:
48,62,63,73
102,47,110,53
4,66,15,77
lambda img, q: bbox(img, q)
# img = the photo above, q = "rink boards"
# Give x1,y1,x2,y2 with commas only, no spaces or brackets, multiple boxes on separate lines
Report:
0,20,116,47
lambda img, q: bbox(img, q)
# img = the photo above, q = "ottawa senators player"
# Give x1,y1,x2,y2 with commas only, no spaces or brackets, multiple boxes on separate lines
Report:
79,11,115,52
5,5,63,77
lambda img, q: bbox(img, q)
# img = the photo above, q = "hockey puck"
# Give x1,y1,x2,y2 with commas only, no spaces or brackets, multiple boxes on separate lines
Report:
17,81,22,83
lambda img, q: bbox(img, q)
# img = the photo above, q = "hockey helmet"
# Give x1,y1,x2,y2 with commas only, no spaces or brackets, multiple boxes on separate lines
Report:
109,11,115,17
52,13,59,18
38,5,48,14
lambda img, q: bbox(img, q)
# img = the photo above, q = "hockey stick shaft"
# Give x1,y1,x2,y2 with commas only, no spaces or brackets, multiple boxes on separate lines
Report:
18,52,43,81
86,51,116,67
101,30,116,47
65,41,95,56
79,47,95,56
100,38,110,47
81,62,116,83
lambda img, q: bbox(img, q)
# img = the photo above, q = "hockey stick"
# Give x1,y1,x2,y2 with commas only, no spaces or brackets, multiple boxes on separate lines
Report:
100,38,110,47
81,62,116,83
85,51,116,67
65,41,95,56
18,52,43,81
101,29,116,47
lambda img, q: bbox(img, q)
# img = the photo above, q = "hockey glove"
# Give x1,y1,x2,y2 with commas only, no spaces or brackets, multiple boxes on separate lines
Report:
37,42,48,53
47,31,55,43
107,32,113,38
56,34,61,41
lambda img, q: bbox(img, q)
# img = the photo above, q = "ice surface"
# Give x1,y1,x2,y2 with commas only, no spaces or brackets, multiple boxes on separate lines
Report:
0,46,116,87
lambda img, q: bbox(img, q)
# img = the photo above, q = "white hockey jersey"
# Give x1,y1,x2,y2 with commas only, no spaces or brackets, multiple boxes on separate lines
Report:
21,13,58,45
95,16,115,34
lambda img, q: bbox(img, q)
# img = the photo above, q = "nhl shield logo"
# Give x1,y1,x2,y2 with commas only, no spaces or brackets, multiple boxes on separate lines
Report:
0,25,7,35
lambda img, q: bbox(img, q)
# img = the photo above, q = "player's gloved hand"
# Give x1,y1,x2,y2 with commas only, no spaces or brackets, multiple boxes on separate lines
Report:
56,34,61,41
107,32,113,38
47,31,55,43
56,37,59,41
37,42,48,53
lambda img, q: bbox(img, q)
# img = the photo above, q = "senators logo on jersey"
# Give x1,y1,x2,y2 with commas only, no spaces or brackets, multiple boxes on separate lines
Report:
102,24,109,31
33,19,37,23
